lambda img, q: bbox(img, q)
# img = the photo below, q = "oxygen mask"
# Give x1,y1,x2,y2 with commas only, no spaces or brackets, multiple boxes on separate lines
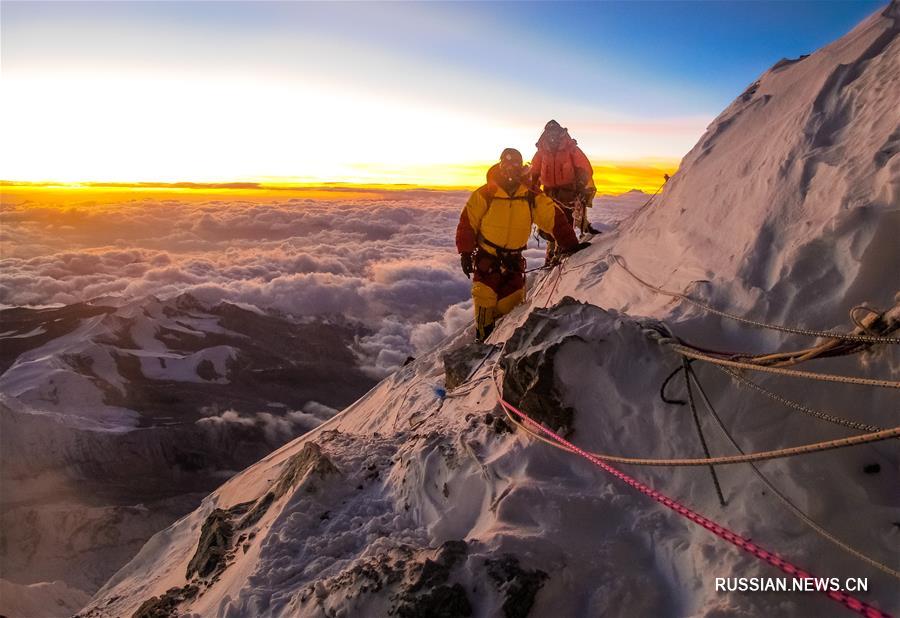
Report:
498,162,523,194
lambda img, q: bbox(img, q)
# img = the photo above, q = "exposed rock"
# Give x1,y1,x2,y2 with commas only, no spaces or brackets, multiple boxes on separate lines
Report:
392,541,471,617
408,540,467,592
393,583,472,618
184,501,252,580
485,555,548,618
483,411,513,435
442,343,494,390
273,441,339,498
130,584,198,618
238,491,275,529
297,540,471,616
173,443,338,602
184,510,232,581
499,298,593,435
306,546,410,601
195,358,220,381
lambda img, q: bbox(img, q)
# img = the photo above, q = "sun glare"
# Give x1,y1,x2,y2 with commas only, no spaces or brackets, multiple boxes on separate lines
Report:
1,68,677,194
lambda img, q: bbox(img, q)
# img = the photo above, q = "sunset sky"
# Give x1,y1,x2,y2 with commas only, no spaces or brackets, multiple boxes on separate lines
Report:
0,1,884,192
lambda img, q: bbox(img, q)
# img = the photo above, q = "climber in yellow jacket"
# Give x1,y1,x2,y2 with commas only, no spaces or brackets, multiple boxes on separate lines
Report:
456,148,588,342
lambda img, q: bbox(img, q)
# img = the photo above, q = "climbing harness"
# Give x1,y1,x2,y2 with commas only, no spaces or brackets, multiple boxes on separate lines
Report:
471,185,536,268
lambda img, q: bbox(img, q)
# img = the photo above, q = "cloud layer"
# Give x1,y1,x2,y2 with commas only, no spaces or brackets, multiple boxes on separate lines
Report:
196,406,327,447
1,190,477,374
1,188,646,375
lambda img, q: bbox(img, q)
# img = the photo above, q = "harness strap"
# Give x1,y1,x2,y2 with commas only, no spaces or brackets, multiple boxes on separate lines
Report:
478,234,526,255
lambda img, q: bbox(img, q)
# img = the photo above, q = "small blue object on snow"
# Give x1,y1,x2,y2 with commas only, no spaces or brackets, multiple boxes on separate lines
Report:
433,386,447,399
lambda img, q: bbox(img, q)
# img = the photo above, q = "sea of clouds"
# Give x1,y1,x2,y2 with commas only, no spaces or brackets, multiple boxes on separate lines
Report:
0,190,482,376
1,189,645,376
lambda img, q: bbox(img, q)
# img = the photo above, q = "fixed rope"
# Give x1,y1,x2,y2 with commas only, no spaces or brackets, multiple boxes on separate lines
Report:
672,344,900,389
525,265,550,274
611,254,900,345
539,261,566,308
498,371,900,577
682,357,727,505
713,365,884,433
526,261,559,302
686,364,900,581
499,400,899,466
492,370,891,617
637,175,669,209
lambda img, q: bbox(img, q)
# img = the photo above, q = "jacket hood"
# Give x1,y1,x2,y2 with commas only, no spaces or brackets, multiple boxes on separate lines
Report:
536,126,577,152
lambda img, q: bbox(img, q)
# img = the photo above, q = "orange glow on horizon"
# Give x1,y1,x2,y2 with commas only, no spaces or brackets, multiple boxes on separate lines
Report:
1,159,677,202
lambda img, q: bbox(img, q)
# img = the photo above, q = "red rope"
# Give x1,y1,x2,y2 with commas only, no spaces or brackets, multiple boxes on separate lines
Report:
495,389,892,617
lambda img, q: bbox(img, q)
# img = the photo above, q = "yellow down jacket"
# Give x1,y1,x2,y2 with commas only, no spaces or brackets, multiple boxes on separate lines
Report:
455,184,576,256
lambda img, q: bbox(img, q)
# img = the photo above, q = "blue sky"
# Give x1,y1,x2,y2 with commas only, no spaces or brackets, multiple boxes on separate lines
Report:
1,1,886,185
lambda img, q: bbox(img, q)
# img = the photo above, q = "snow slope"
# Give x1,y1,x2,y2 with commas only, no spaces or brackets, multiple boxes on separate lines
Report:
81,5,899,618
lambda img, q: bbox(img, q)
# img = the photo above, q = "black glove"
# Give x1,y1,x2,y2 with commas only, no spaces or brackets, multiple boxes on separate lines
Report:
460,252,474,278
560,241,591,257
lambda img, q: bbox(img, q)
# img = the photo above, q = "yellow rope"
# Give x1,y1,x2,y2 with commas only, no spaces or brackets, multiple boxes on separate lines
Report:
492,256,900,575
714,365,883,432
685,368,900,581
498,379,900,580
500,407,899,467
671,344,900,389
611,255,900,345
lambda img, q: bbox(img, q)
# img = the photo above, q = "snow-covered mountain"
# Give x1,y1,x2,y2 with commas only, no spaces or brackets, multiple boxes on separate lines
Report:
75,3,900,617
0,294,377,612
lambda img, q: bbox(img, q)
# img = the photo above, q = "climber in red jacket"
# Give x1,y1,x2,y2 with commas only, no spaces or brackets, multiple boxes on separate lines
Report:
531,120,599,261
